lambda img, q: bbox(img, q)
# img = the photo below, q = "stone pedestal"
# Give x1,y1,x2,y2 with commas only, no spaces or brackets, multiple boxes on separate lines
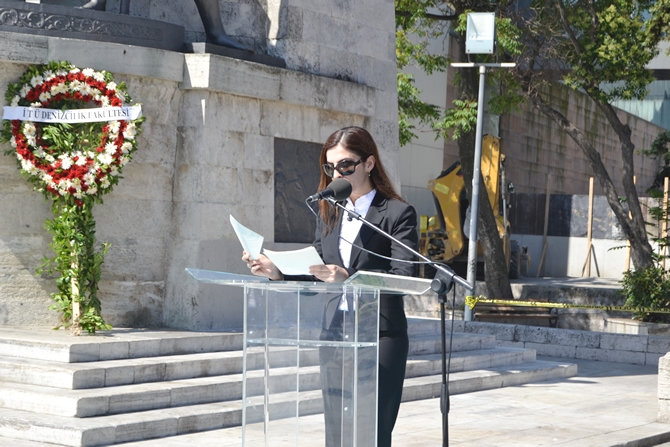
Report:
0,25,399,330
659,353,670,422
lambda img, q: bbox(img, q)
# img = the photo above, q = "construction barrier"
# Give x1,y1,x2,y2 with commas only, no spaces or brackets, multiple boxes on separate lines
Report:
465,296,670,314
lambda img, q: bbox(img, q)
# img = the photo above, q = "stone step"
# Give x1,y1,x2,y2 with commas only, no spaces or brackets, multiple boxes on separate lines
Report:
401,359,578,401
408,332,495,356
0,359,577,446
407,317,461,337
0,346,531,418
0,348,321,390
0,331,495,390
0,364,318,418
406,347,536,377
0,327,244,363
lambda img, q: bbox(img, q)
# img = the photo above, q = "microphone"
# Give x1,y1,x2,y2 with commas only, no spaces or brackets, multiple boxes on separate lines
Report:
306,178,352,203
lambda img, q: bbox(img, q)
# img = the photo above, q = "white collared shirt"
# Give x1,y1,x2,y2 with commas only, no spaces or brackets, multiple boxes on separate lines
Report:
338,189,376,312
339,189,376,268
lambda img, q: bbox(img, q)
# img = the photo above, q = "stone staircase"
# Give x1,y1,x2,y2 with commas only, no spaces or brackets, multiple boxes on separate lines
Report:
0,319,577,446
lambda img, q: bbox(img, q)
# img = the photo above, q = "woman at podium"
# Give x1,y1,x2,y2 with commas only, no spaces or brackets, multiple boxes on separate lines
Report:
243,126,418,447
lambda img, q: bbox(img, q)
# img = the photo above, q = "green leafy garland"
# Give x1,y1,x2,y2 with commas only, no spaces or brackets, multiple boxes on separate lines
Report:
1,60,144,334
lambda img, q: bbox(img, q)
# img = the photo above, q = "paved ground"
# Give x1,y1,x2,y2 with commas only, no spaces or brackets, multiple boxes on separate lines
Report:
4,355,665,447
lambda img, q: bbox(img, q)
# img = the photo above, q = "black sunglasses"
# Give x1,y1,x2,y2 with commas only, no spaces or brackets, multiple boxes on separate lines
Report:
322,158,365,178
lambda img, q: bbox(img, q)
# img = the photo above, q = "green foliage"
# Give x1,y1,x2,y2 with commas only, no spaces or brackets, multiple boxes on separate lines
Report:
39,196,112,333
642,131,670,193
621,266,670,323
395,2,526,145
395,0,451,145
547,0,658,103
621,165,670,323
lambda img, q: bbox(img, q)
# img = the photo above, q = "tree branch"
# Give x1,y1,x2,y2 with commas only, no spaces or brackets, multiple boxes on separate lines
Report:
552,0,582,59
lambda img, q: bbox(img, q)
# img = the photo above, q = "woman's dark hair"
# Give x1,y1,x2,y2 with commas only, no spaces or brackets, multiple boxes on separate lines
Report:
317,126,406,229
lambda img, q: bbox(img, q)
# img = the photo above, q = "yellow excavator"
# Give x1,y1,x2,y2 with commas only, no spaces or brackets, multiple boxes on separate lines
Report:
419,135,522,278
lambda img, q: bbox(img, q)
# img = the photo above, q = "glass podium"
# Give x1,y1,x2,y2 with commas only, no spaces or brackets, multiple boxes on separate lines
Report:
186,268,432,447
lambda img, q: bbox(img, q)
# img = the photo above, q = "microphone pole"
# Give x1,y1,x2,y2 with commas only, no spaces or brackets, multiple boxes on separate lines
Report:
327,198,473,447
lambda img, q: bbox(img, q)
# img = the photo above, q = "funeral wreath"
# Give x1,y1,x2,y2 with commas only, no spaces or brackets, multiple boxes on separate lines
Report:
1,60,144,334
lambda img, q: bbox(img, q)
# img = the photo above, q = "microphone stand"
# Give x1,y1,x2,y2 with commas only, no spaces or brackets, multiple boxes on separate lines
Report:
328,199,473,447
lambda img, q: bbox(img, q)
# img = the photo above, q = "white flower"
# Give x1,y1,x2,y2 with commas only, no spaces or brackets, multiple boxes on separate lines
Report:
69,68,81,74
38,92,50,102
30,102,41,108
20,159,35,173
56,69,68,77
25,135,36,147
123,123,136,140
108,121,121,133
34,148,46,158
41,173,52,183
98,153,113,165
119,156,130,166
75,155,87,166
83,173,96,185
100,177,111,189
82,68,95,77
30,75,43,87
10,95,20,107
59,156,73,170
107,82,117,91
45,154,55,163
70,80,83,92
10,136,16,148
19,85,30,98
74,190,84,199
86,186,98,195
23,123,36,135
104,142,117,155
110,166,119,175
93,71,105,82
99,96,110,107
43,70,55,81
51,84,67,95
120,142,132,153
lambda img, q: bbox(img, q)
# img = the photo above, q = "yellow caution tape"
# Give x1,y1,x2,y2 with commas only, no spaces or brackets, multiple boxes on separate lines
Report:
464,295,670,314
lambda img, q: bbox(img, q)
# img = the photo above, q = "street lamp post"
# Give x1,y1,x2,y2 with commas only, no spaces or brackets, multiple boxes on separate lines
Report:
451,13,515,321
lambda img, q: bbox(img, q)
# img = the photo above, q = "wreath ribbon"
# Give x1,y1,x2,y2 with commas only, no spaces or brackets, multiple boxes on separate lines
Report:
3,105,142,123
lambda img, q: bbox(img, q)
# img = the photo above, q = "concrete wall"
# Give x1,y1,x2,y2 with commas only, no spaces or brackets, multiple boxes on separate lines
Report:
0,0,401,330
498,82,665,196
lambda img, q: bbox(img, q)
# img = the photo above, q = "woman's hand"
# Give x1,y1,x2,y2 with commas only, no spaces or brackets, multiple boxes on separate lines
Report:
309,264,349,283
242,251,283,280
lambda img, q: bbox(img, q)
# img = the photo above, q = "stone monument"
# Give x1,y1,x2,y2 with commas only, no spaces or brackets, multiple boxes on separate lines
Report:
0,0,401,330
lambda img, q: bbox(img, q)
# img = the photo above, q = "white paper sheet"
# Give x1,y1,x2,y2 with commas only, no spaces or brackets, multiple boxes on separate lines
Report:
230,215,264,260
263,246,325,275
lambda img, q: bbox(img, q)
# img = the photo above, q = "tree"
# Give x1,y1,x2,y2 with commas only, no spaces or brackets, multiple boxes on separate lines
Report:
395,0,516,299
504,0,668,271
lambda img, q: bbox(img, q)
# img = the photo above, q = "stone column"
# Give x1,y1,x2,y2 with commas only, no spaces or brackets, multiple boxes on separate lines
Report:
658,352,670,422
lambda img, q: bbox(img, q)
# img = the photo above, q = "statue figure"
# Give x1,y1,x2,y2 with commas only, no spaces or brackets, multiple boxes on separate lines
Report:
79,0,251,51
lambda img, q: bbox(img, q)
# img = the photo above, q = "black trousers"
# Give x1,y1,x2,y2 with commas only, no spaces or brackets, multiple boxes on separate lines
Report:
320,329,409,447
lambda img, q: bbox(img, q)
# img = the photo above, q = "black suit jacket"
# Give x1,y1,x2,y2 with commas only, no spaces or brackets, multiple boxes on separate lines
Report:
291,193,418,332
